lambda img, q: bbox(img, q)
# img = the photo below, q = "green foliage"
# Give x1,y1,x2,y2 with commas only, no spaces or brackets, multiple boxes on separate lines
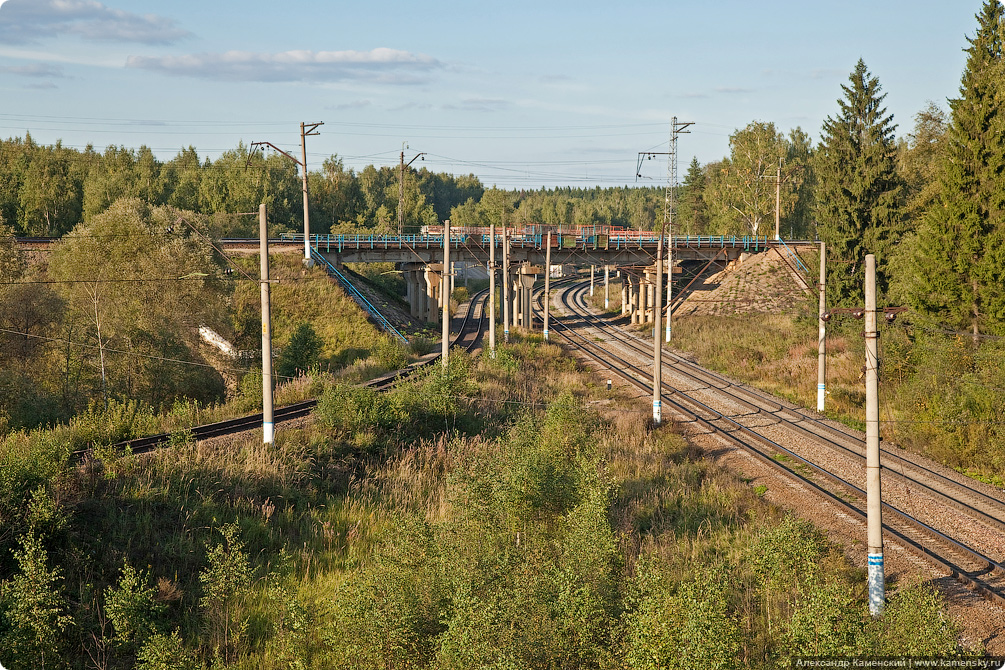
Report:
0,531,73,669
815,59,904,304
702,121,809,237
622,559,740,670
67,398,159,451
864,581,960,655
889,334,1005,471
323,515,442,670
199,522,253,664
276,323,323,381
136,630,202,670
48,199,227,410
901,0,1005,336
436,395,619,670
783,580,864,656
317,383,396,451
105,560,167,650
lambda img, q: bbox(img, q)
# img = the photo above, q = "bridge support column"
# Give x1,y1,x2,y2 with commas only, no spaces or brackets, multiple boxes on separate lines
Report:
512,275,521,327
621,274,629,317
630,275,640,325
639,274,649,325
519,267,537,331
644,269,656,324
424,265,442,325
403,264,424,320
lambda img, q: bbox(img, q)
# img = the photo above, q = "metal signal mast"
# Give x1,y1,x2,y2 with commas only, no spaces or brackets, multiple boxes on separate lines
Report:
637,117,692,342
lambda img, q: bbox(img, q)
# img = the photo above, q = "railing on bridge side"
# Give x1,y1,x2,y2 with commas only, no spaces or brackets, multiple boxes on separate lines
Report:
775,237,809,273
309,247,409,345
295,232,774,252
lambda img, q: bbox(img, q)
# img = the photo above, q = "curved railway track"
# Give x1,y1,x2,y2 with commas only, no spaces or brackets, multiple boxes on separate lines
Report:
541,280,1005,607
73,289,489,461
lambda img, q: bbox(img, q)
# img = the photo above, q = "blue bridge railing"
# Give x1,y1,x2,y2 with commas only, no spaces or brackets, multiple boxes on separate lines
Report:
294,232,777,252
309,247,409,345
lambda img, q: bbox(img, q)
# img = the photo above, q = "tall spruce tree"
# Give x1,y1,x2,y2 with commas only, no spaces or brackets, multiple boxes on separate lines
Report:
906,0,1005,337
814,59,903,304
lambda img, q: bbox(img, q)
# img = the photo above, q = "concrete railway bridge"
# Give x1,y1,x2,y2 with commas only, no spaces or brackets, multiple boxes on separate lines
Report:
275,232,815,327
17,231,817,330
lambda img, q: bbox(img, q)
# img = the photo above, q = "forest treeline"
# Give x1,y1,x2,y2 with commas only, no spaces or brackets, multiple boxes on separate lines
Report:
3,0,1005,433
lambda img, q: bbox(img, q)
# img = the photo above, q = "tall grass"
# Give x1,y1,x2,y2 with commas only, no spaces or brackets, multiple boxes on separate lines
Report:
0,334,964,668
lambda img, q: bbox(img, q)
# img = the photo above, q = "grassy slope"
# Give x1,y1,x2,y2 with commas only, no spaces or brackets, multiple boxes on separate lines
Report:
0,333,962,668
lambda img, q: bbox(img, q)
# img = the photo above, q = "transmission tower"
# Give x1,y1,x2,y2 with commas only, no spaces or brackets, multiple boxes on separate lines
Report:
657,117,692,341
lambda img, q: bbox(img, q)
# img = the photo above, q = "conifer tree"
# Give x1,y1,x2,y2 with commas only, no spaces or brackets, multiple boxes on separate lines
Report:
906,0,1005,336
814,60,903,304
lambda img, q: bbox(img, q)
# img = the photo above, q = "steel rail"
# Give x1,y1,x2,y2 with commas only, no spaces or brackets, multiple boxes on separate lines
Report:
70,289,489,462
544,281,1005,607
563,284,1005,536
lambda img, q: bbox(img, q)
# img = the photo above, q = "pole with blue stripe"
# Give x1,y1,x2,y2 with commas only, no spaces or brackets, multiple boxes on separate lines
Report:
864,254,884,615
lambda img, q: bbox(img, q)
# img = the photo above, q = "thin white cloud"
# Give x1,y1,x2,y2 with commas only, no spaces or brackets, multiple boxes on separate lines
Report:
445,97,511,112
126,48,442,84
328,99,373,111
0,62,64,77
0,0,189,45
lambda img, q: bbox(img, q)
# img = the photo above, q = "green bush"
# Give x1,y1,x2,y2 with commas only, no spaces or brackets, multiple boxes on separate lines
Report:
0,532,73,669
864,580,960,655
199,523,254,664
105,560,167,650
136,630,202,670
784,579,864,656
621,559,740,670
323,515,441,670
276,323,323,381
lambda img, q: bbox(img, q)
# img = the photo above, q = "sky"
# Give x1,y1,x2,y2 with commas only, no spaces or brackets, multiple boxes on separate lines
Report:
0,0,986,189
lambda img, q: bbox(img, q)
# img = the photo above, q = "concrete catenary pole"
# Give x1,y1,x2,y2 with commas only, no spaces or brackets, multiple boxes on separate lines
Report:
502,227,510,343
653,242,664,425
300,123,311,263
774,158,782,241
817,241,827,412
298,122,322,264
442,221,451,368
259,204,274,444
865,253,885,616
604,265,610,310
590,264,595,296
489,224,497,358
544,232,552,341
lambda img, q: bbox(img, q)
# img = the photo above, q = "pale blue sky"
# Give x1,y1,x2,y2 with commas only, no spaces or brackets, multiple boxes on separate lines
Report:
0,0,983,187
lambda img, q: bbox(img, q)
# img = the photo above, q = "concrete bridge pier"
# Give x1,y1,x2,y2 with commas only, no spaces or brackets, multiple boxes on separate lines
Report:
644,268,656,323
403,264,424,320
423,264,443,325
621,274,630,317
518,264,539,330
512,274,521,327
629,274,641,325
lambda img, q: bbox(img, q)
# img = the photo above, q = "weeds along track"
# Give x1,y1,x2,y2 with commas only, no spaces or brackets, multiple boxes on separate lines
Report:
72,289,490,462
560,283,1005,539
540,280,1005,606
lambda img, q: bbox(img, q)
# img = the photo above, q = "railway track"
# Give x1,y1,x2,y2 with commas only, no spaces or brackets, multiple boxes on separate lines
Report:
72,289,489,461
542,280,1005,606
